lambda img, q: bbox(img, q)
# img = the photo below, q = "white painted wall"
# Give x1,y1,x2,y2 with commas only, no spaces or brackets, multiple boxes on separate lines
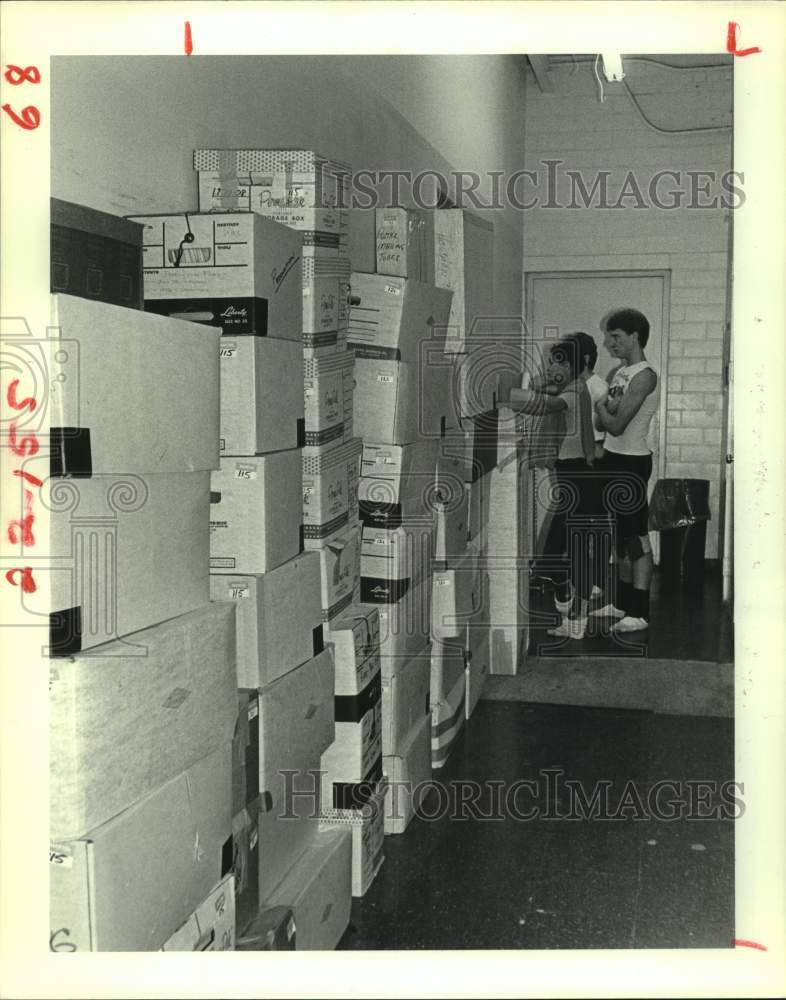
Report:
522,58,732,558
51,54,526,315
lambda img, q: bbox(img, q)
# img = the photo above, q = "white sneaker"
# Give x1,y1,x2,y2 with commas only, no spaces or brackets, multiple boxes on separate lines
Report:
547,617,587,640
590,585,603,599
554,585,574,615
589,603,625,619
611,616,648,633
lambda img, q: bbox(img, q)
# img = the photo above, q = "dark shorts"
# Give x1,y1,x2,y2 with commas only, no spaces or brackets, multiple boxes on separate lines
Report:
597,451,653,539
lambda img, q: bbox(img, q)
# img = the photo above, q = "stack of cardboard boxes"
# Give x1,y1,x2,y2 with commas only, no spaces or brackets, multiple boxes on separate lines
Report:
193,149,379,909
46,211,239,949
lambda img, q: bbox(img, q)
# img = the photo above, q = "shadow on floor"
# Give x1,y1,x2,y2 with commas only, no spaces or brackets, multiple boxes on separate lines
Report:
339,701,735,951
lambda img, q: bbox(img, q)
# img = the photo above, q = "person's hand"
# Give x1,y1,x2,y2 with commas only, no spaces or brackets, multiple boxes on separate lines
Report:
604,396,619,415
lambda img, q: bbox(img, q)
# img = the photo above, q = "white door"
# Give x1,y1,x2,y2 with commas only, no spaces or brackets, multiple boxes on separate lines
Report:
525,270,670,560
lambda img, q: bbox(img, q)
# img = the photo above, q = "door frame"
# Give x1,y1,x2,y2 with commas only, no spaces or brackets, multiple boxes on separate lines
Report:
524,268,672,561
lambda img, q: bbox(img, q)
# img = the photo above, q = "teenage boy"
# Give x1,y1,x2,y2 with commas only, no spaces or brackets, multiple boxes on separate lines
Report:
591,308,659,633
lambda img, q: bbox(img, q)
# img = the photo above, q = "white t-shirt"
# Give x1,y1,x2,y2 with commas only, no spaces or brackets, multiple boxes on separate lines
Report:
585,372,608,442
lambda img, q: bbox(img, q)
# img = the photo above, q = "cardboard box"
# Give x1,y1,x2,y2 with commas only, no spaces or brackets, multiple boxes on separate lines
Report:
50,601,237,839
129,212,302,340
323,606,381,696
361,521,435,603
194,148,351,209
219,336,304,456
320,668,382,810
320,780,386,897
161,873,236,951
258,649,336,900
381,643,431,756
236,906,296,951
303,329,349,361
431,549,483,640
50,745,232,952
232,692,260,817
49,293,219,474
267,828,352,950
30,470,211,656
349,274,455,444
211,552,323,688
303,350,355,449
210,451,303,574
302,237,342,341
430,638,466,706
465,623,490,719
302,438,362,540
431,448,470,567
347,209,376,273
307,521,362,623
51,198,143,309
229,804,260,935
375,208,435,282
433,208,494,355
371,574,432,669
358,439,441,528
431,671,466,769
383,713,431,835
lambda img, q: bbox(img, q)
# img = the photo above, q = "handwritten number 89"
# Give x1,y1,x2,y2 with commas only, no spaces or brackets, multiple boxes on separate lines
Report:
2,64,41,130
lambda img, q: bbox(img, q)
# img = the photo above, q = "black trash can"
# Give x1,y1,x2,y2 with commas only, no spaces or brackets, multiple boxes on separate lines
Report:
649,479,711,579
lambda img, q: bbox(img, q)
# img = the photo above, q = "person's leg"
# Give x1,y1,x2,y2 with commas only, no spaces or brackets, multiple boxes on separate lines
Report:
612,455,654,632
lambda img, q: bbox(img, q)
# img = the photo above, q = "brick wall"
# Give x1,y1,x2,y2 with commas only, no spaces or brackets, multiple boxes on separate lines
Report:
522,58,732,558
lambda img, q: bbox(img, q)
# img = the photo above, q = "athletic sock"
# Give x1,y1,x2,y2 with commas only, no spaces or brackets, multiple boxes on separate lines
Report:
617,578,633,615
631,587,650,623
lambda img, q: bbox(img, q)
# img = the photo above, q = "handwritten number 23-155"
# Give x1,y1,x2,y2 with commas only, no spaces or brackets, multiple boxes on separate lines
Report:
2,64,41,131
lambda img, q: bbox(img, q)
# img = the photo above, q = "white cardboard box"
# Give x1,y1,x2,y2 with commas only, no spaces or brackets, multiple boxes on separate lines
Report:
433,208,494,355
258,648,336,901
320,665,382,810
431,548,484,640
323,606,381,696
371,574,432,670
431,670,466,769
267,828,352,950
302,438,362,540
129,213,303,340
303,350,355,448
381,643,431,756
375,208,434,282
361,521,435,603
49,293,219,474
358,439,441,528
39,470,211,656
50,744,232,952
383,713,431,835
353,356,454,445
210,451,302,574
307,521,362,623
210,551,323,688
161,873,236,951
319,780,386,897
50,601,237,840
219,336,304,456
194,148,351,209
465,623,490,719
430,638,467,707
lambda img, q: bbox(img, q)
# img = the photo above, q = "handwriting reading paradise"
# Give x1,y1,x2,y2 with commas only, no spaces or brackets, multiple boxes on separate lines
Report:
272,254,299,292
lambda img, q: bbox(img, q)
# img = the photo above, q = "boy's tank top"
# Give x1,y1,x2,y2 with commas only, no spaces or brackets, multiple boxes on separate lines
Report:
604,360,659,456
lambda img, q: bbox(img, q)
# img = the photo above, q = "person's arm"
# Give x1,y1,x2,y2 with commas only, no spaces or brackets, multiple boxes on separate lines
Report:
596,369,657,436
507,387,568,415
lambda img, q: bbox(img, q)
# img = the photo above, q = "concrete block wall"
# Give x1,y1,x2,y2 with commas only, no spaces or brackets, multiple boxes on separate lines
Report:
522,58,732,558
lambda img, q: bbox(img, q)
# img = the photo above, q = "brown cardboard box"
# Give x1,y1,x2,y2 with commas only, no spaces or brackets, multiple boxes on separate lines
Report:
383,713,431,835
49,744,232,952
267,828,352,950
49,293,219,475
160,873,236,951
381,643,431,756
30,469,211,656
211,550,323,688
375,208,435,282
129,212,303,340
51,198,143,309
209,451,303,574
50,601,237,840
323,605,381,696
219,336,304,456
258,649,336,901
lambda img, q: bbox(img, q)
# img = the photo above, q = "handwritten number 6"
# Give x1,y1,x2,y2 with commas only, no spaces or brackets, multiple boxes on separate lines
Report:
2,104,40,130
4,65,41,85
